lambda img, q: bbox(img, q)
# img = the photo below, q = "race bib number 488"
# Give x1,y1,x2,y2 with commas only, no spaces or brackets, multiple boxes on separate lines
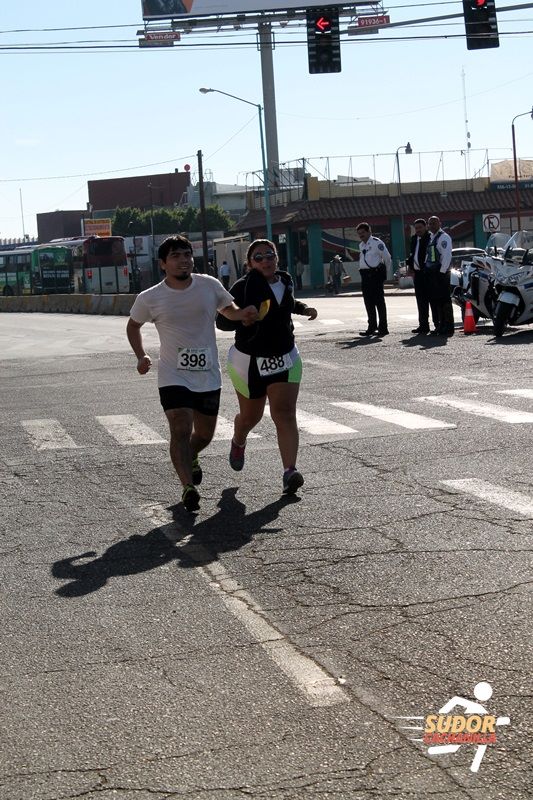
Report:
177,347,211,370
256,352,292,377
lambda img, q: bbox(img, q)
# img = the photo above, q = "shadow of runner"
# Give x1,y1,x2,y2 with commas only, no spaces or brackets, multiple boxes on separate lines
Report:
51,488,298,597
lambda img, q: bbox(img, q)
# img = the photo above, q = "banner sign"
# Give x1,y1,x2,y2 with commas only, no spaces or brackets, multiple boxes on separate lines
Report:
142,0,344,19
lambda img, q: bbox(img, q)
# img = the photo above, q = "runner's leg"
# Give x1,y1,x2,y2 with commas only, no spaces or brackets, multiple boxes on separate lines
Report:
233,392,267,446
190,410,218,457
267,382,300,469
165,408,194,486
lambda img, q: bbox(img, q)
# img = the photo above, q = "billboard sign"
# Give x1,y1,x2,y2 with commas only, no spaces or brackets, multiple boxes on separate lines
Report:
142,0,344,19
82,219,113,237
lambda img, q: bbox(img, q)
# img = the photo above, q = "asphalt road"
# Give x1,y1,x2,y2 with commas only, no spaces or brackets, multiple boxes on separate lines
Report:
0,296,531,800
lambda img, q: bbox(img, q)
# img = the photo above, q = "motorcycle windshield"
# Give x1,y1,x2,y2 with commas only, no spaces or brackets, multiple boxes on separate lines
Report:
504,230,533,267
486,232,510,255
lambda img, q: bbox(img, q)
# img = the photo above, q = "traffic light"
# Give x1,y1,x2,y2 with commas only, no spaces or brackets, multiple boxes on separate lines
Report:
462,0,499,50
306,8,341,74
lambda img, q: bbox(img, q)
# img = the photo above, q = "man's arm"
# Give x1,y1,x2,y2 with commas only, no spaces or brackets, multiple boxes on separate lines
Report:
220,302,258,326
126,318,152,374
439,236,452,272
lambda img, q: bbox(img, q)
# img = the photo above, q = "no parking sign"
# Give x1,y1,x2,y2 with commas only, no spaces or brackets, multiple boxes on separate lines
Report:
483,213,501,233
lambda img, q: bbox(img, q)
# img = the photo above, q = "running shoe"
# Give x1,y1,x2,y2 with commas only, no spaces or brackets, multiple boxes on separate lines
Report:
191,456,202,486
181,484,200,512
282,468,304,495
229,439,246,471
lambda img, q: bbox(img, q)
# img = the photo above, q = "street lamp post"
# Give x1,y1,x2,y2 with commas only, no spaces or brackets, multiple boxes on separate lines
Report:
199,88,272,241
512,108,533,232
395,142,412,264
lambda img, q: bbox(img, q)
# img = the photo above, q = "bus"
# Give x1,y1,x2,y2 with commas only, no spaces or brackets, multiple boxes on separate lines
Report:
0,247,36,295
48,236,130,294
0,236,130,295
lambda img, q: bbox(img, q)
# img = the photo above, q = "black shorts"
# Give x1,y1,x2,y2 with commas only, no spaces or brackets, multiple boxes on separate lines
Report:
159,385,221,416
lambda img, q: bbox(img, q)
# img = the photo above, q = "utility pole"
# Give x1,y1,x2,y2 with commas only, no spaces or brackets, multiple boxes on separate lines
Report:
197,150,209,273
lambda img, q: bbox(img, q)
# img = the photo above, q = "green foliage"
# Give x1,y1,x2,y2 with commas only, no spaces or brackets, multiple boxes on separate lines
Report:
112,204,234,237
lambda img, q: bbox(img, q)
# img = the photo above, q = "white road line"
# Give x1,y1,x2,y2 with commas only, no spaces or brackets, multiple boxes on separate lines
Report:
96,415,166,445
418,395,533,424
264,406,358,435
213,415,260,441
306,359,343,371
292,320,304,328
442,479,533,518
332,401,455,430
498,389,533,399
398,314,419,320
21,419,79,450
319,318,344,325
141,503,350,708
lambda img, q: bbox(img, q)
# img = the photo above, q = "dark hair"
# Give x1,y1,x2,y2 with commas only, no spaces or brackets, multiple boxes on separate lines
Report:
414,218,427,226
246,238,278,264
158,235,193,262
356,222,371,233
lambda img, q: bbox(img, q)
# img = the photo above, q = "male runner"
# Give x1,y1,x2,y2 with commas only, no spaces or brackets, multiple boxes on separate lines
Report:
126,235,258,511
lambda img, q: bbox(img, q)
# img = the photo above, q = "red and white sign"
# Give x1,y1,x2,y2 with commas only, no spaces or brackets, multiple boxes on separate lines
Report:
358,14,390,27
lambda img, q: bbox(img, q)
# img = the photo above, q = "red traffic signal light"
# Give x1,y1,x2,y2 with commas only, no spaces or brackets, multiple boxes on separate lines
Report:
306,8,341,74
462,0,499,50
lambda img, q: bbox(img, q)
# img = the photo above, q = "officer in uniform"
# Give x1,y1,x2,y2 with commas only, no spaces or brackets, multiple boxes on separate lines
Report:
406,218,438,334
425,216,454,336
356,222,392,336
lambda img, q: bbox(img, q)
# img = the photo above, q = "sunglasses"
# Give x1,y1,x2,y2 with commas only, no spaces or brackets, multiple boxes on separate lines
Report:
252,252,276,263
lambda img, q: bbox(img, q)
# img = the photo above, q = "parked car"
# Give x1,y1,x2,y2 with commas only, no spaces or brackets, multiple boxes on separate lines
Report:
450,247,486,270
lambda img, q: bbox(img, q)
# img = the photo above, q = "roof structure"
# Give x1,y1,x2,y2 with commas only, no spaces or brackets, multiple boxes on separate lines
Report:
235,188,533,232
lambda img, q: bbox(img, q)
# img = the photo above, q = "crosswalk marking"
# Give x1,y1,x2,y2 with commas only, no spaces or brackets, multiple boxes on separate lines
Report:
96,415,166,445
442,479,533,518
213,415,260,441
332,401,455,430
264,406,358,435
417,395,533,424
498,389,533,400
21,419,79,451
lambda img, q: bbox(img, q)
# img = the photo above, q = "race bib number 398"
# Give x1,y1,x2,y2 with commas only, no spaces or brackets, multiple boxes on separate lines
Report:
177,347,211,370
256,353,292,377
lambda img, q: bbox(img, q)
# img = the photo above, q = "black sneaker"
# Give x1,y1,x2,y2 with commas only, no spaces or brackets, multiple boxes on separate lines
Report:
283,468,304,495
359,329,377,337
229,439,246,471
377,329,389,336
412,327,429,334
182,484,200,512
191,456,202,486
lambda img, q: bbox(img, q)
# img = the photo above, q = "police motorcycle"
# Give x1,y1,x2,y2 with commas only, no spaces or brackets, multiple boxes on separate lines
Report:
450,233,510,325
491,230,533,337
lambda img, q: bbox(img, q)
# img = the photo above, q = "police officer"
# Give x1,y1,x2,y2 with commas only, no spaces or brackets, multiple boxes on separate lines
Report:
406,218,438,334
356,222,392,337
425,216,454,336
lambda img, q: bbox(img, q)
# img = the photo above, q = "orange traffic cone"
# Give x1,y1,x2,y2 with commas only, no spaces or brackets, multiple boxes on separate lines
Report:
463,301,477,335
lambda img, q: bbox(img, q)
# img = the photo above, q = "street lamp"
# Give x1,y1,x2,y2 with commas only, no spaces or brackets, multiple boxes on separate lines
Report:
199,87,272,241
395,142,412,263
511,108,533,232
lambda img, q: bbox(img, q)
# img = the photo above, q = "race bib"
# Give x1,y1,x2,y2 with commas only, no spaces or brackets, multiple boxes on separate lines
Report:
256,352,292,377
177,347,211,371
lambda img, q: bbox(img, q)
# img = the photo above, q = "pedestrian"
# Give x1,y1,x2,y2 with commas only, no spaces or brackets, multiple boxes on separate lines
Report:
206,259,216,277
406,218,438,334
425,216,455,336
295,257,305,291
216,239,318,495
219,260,231,290
356,222,392,336
328,254,347,295
126,235,258,512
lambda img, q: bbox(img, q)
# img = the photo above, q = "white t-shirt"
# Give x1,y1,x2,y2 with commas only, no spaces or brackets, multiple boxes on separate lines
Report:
130,275,234,391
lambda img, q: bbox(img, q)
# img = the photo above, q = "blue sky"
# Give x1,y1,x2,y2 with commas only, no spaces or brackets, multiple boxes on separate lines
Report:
1,1,532,238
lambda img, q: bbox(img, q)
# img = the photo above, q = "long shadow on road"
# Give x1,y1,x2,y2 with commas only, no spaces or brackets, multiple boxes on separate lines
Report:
51,488,298,598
